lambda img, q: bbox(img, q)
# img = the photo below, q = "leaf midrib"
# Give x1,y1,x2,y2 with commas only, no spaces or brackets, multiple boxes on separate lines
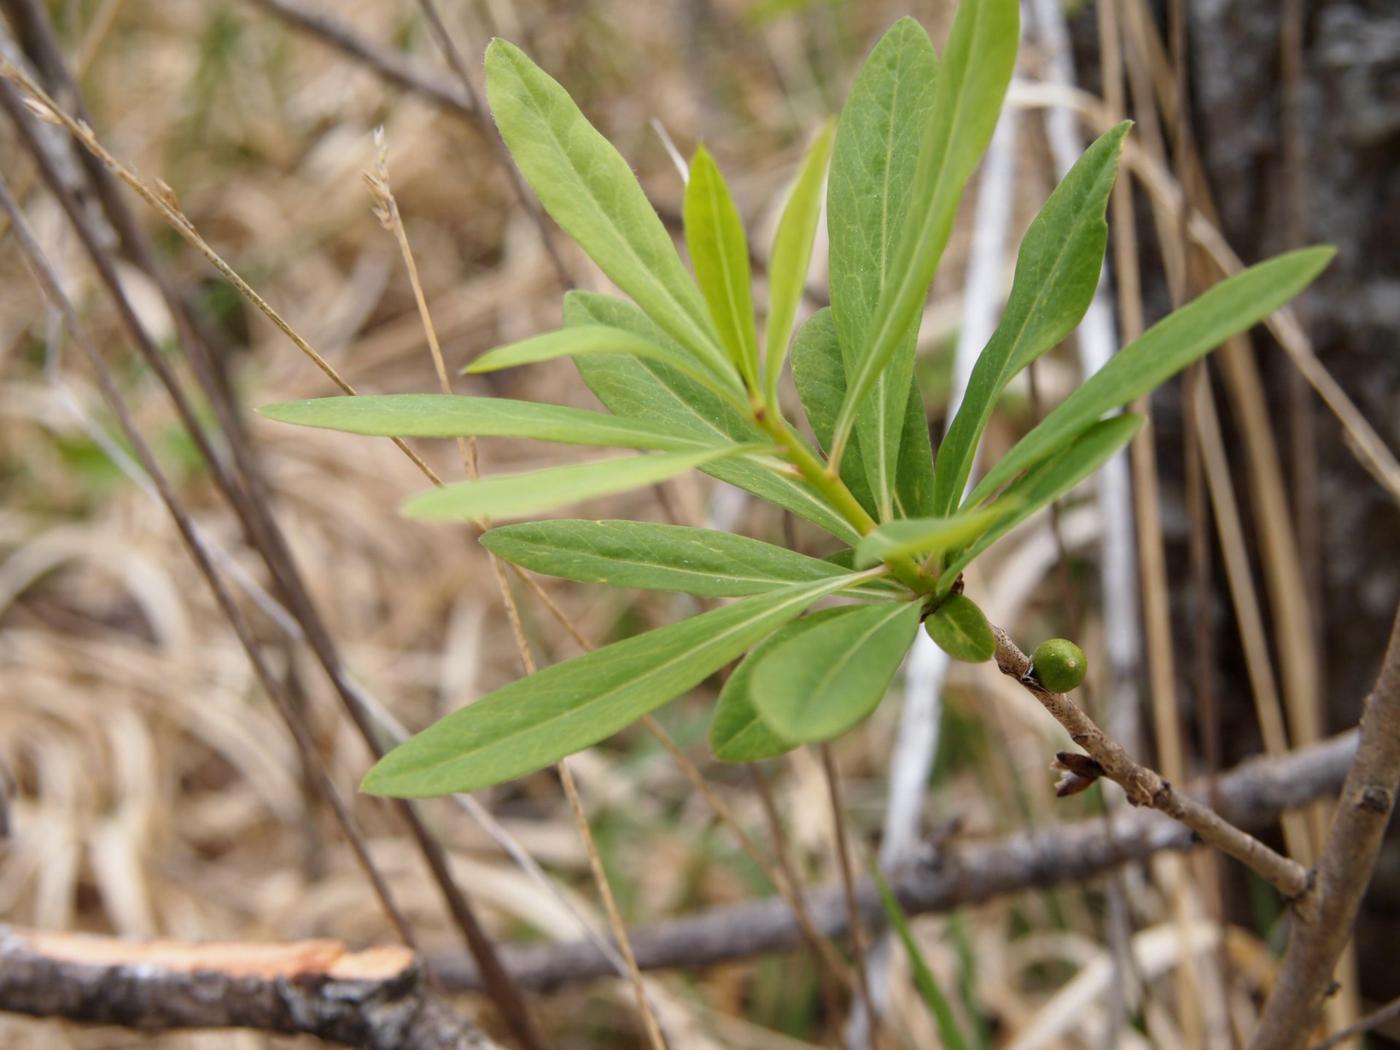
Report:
805,604,909,701
500,538,847,590
844,1,1001,432
383,579,840,783
511,51,719,368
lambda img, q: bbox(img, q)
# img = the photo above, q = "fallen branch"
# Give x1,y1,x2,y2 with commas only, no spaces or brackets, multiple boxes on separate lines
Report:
992,626,1313,898
0,929,498,1050
435,732,1355,992
1252,606,1400,1049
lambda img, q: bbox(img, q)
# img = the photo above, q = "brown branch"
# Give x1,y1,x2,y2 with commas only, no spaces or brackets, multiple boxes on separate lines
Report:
434,732,1356,992
1252,606,1400,1049
1311,992,1400,1050
242,0,476,119
0,929,497,1050
991,626,1313,899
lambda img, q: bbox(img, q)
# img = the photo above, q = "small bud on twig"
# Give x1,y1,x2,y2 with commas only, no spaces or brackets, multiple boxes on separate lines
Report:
1052,751,1104,797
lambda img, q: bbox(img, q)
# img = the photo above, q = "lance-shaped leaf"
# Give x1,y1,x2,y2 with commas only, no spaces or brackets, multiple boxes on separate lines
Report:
764,121,834,405
480,519,894,598
465,325,745,406
752,602,920,742
939,414,1142,587
685,146,760,390
924,594,995,663
831,0,1020,466
792,308,934,519
932,122,1130,516
827,17,939,518
566,292,861,542
854,504,1011,568
259,394,712,451
966,247,1335,506
402,446,750,523
485,39,729,379
361,574,858,796
710,630,801,763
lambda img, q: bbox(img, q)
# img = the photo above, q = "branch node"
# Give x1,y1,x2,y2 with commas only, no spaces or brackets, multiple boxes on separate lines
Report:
1357,785,1390,813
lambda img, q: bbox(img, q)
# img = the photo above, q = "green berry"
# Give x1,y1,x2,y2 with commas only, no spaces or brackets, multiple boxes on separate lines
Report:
1031,639,1087,693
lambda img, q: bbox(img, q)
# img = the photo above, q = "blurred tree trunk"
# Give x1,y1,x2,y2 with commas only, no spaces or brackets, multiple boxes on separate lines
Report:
1184,0,1400,1036
1186,0,1400,702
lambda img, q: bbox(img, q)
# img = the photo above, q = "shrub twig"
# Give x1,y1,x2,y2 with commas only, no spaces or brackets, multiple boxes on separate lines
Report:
990,626,1313,899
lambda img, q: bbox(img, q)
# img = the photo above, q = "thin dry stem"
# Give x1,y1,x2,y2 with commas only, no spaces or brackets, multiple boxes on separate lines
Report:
411,0,572,287
818,744,880,1044
244,0,476,118
0,57,442,485
504,552,859,995
0,172,423,961
0,52,540,1044
749,763,846,1024
370,142,662,1049
1310,993,1400,1050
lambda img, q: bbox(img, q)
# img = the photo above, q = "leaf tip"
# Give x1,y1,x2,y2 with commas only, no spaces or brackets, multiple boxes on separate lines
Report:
256,400,311,425
399,490,448,521
483,36,518,65
358,761,398,798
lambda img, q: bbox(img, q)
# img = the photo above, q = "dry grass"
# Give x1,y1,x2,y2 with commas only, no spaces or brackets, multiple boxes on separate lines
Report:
0,2,1387,1048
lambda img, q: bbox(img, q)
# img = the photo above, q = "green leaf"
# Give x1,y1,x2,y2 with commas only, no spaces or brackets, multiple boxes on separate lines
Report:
966,247,1335,506
896,378,938,518
932,122,1130,516
480,519,890,598
402,446,749,523
565,292,861,543
924,594,995,663
710,631,800,763
791,308,934,520
764,120,835,405
752,602,920,742
484,39,728,379
831,0,1020,465
361,575,856,796
465,325,745,406
870,865,972,1050
684,146,761,390
854,504,1011,569
258,394,713,451
791,308,877,515
939,414,1143,587
827,18,939,518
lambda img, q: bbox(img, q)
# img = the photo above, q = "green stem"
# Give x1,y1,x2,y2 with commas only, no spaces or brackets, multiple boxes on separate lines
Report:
751,405,932,592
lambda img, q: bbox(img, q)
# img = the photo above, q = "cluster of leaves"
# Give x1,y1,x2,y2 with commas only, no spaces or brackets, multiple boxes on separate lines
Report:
261,1,1331,799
